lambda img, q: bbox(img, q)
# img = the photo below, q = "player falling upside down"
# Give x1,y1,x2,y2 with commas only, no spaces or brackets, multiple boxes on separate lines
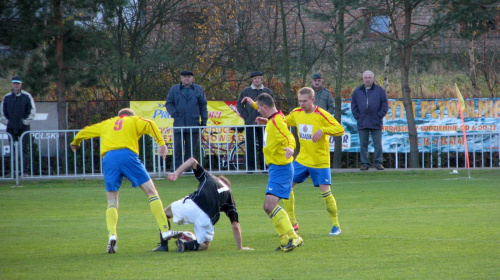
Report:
284,87,345,235
241,93,303,252
153,157,253,252
71,108,170,253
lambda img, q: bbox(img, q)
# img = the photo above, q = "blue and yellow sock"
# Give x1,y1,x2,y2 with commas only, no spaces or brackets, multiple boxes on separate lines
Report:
149,195,169,232
322,190,340,228
283,189,297,225
269,205,297,245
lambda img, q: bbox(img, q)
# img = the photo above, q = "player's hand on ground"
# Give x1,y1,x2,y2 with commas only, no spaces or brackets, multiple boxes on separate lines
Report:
284,147,294,159
255,117,268,125
239,246,254,250
312,129,324,142
168,173,178,181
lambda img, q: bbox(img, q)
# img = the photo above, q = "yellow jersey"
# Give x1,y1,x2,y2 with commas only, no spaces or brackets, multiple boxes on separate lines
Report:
263,111,296,166
286,106,344,168
72,115,166,157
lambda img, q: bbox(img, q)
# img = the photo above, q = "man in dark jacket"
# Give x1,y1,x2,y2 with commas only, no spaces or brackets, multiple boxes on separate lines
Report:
311,73,334,115
236,71,274,171
166,71,208,170
1,76,36,174
351,70,388,171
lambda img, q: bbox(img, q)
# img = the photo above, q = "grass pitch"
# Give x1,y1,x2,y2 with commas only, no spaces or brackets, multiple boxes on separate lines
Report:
1,169,499,279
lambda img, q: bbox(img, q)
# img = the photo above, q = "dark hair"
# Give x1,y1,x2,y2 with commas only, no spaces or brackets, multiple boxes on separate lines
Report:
218,176,231,188
255,93,275,108
118,108,135,116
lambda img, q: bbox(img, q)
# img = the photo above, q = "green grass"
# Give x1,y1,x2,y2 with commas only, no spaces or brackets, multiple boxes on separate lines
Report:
1,170,499,279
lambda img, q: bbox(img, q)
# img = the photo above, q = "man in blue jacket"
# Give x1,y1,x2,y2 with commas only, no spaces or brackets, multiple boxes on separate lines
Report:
166,71,208,170
1,76,36,174
351,70,388,171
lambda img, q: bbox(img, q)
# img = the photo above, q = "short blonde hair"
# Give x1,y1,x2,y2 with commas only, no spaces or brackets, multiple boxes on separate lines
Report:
298,87,315,99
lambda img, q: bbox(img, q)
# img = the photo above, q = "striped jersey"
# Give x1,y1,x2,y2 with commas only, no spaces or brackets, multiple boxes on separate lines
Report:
189,164,238,225
286,106,344,168
72,115,165,156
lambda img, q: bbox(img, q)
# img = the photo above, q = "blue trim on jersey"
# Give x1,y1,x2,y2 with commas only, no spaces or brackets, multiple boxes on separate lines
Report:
292,161,331,187
266,163,294,199
102,148,150,192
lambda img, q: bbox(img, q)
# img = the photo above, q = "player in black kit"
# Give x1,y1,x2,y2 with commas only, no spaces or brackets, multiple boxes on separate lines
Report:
153,157,253,252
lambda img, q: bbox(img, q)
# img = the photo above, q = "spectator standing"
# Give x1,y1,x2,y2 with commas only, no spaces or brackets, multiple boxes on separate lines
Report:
311,73,335,115
350,70,389,170
166,70,208,170
0,76,36,175
236,71,273,171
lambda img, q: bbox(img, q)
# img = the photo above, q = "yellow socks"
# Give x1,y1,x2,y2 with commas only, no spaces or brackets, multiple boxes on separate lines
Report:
148,195,169,232
106,202,118,238
322,190,340,228
269,205,297,245
283,189,297,225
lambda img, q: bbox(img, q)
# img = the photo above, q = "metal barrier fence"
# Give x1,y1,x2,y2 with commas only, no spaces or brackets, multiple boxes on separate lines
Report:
0,126,265,181
1,129,499,182
394,132,500,169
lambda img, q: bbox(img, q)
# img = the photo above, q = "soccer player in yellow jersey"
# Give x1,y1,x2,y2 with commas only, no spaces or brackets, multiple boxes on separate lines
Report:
241,93,303,252
71,108,172,253
284,87,345,235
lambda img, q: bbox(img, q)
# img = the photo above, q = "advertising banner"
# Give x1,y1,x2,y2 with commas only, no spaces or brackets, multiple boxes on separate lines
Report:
340,98,500,153
130,101,244,155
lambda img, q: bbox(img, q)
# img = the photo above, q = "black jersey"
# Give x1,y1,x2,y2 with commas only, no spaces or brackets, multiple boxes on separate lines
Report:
188,164,238,225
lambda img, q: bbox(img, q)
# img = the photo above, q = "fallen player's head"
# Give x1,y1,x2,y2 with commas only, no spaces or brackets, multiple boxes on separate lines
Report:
218,176,231,188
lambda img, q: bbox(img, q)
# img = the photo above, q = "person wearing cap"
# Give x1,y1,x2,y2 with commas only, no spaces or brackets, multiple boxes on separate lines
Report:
351,70,388,171
311,73,334,115
236,71,274,172
166,70,208,170
0,76,36,175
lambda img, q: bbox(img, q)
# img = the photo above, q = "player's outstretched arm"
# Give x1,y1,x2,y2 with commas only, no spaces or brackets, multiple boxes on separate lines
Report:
240,97,255,108
232,221,254,250
168,157,199,181
255,117,268,125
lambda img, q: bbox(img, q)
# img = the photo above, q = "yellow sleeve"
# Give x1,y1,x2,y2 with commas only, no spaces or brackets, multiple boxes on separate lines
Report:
285,109,298,128
317,108,344,137
251,102,258,110
136,117,166,146
71,122,104,146
273,114,296,150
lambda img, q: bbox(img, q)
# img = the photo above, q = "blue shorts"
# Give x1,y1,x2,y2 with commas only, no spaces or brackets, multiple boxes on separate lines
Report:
293,161,331,187
102,149,150,192
266,163,294,199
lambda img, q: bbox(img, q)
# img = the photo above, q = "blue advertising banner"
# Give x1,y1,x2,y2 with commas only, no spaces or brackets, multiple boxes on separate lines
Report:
334,98,500,153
